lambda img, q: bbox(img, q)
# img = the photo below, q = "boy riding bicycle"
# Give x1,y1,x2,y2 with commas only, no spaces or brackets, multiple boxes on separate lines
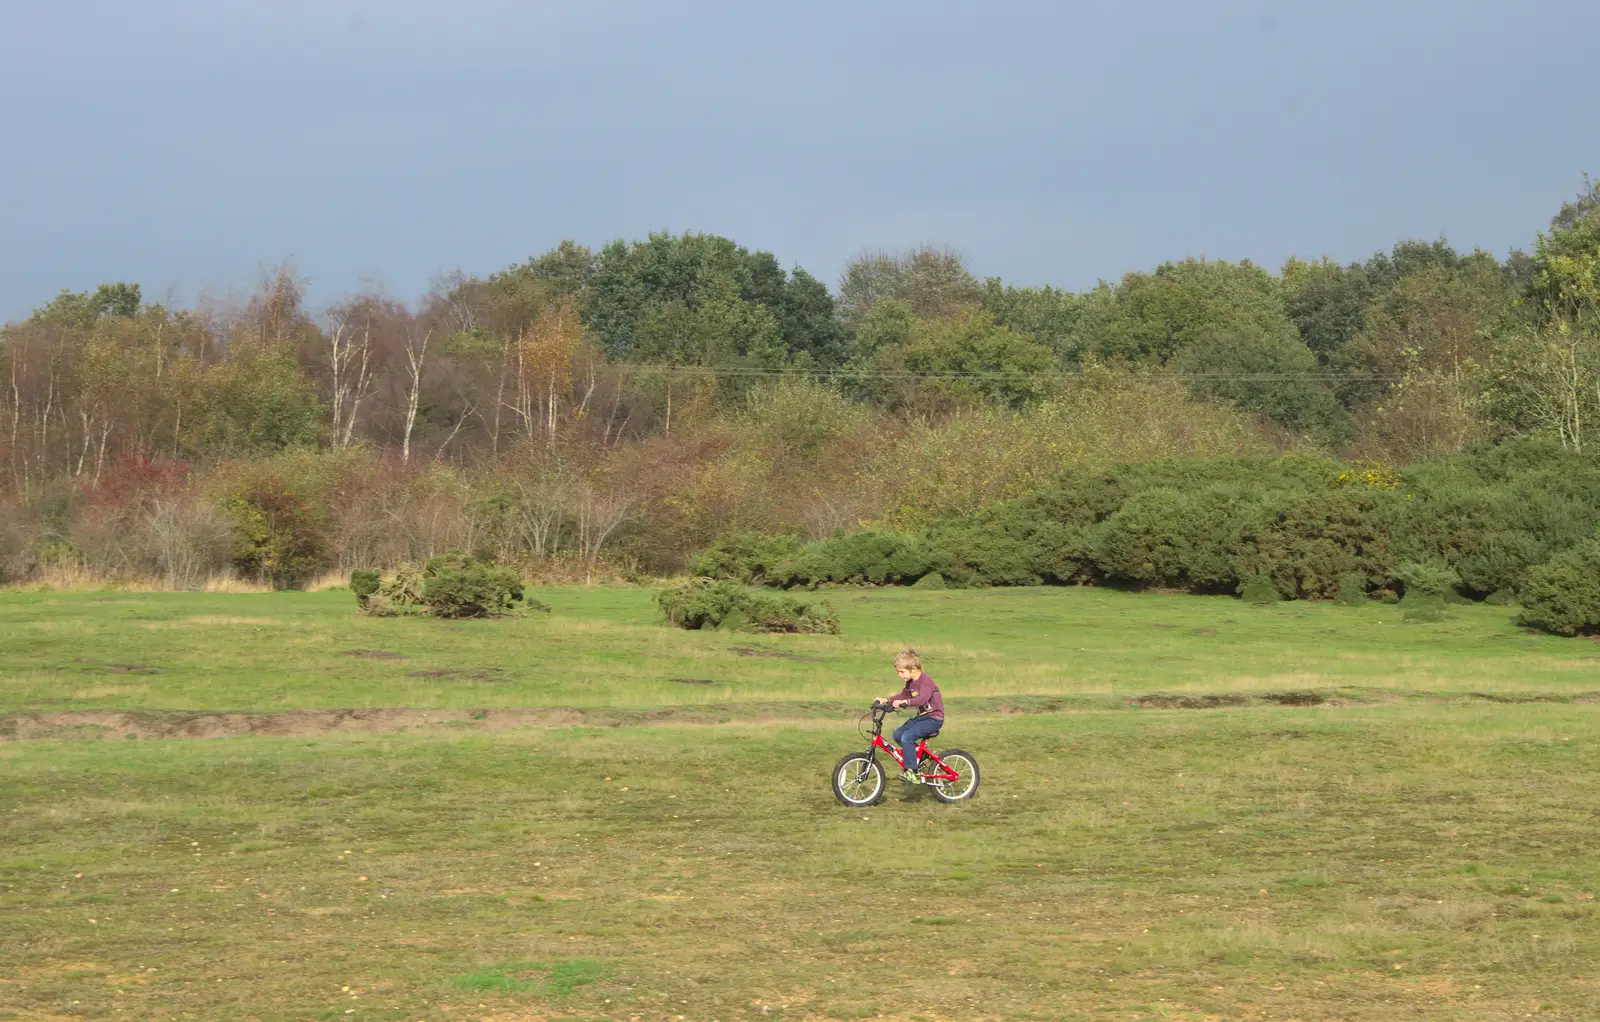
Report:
875,648,944,784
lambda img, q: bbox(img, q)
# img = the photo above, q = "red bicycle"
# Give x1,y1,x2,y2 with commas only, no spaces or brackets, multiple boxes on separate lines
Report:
831,704,980,806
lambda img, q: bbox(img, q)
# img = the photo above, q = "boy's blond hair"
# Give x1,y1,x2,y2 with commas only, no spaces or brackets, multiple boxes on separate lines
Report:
893,648,922,670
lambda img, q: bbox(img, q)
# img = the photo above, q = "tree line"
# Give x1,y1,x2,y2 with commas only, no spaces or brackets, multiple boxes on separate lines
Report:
1,178,1597,590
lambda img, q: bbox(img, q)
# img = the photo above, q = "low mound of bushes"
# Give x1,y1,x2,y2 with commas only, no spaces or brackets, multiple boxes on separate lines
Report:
657,578,839,634
352,554,542,619
684,441,1600,636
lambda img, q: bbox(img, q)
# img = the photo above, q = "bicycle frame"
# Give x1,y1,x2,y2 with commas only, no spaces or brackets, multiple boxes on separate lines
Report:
866,713,959,782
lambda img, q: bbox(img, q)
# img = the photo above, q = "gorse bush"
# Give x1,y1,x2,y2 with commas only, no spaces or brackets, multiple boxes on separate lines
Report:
1518,539,1600,637
688,532,802,584
421,553,525,619
1397,560,1460,623
351,558,537,619
769,530,932,588
1335,573,1368,605
657,579,839,634
1396,561,1461,600
1239,572,1280,605
681,440,1600,635
350,569,381,605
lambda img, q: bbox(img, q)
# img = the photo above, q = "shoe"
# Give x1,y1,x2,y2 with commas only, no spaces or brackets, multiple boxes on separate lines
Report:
900,770,921,785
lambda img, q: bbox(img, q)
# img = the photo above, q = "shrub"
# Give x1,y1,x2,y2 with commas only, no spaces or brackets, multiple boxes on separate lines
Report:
421,553,525,619
1397,560,1459,623
1335,573,1367,606
913,571,947,589
770,530,932,588
1396,560,1461,600
133,496,234,588
0,502,32,584
658,579,839,634
689,532,803,583
921,523,1036,587
1518,540,1600,636
1092,488,1195,588
224,476,328,589
1239,572,1280,605
1250,489,1398,600
350,569,381,609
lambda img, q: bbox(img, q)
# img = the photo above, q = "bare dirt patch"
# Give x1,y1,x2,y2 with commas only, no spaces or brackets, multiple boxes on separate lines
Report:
1259,690,1329,706
0,707,587,742
406,667,508,682
343,649,407,660
5,688,1588,743
72,658,160,674
1129,692,1253,709
732,646,823,662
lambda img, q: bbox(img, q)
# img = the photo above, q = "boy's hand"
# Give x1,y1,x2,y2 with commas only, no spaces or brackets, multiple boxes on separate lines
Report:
892,699,908,709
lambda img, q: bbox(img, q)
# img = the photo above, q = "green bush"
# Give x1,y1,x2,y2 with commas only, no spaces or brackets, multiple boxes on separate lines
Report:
1397,440,1600,596
1239,572,1280,605
689,531,802,584
1396,560,1460,600
707,445,1600,610
354,565,427,617
658,579,839,634
1251,489,1398,600
769,530,932,588
1091,488,1195,588
913,571,947,589
1518,540,1600,636
1335,573,1367,606
1397,560,1459,623
922,520,1041,587
350,568,381,609
421,553,525,619
224,476,328,589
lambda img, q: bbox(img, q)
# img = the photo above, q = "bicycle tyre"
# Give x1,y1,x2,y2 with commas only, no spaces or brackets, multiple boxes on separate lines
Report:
831,752,885,806
927,749,979,803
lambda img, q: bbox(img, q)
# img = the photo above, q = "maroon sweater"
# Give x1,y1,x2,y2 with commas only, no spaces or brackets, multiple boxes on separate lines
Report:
891,671,944,722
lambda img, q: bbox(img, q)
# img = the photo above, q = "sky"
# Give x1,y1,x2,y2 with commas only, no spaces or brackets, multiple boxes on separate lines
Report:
1,0,1596,320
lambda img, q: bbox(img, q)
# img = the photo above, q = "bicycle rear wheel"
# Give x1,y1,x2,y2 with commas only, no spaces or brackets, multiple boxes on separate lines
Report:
927,749,979,803
831,753,885,806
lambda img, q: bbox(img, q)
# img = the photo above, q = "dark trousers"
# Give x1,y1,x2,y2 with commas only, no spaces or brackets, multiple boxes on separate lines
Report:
893,715,942,772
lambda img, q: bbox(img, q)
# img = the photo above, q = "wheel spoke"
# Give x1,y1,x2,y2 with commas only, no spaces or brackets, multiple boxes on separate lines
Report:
834,755,882,805
933,753,977,801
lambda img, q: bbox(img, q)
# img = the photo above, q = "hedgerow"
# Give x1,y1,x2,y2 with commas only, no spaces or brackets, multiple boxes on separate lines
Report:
686,440,1600,636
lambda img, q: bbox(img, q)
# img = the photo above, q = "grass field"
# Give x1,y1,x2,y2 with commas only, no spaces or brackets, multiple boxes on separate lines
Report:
2,586,1597,714
3,585,1600,1021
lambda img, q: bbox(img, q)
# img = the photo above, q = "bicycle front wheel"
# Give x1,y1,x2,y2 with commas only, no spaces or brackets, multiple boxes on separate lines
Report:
831,752,885,806
927,749,979,803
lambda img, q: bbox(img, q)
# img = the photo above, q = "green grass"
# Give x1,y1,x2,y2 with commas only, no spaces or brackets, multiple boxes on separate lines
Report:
2,584,1600,1020
449,959,613,996
0,585,1595,713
